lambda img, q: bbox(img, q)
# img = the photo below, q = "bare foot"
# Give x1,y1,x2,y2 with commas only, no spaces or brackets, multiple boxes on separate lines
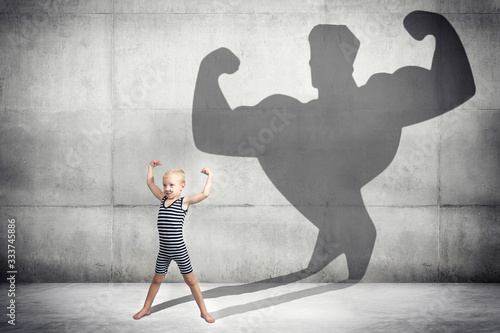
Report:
133,308,151,320
201,313,215,323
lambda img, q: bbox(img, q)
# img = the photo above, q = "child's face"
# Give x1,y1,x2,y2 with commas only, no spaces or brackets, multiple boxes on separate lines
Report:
163,175,185,198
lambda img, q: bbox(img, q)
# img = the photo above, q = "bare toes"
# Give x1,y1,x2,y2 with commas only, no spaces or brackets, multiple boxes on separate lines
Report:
133,310,150,320
201,314,215,323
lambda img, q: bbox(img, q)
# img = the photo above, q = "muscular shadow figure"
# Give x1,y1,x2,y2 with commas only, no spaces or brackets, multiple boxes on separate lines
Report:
192,11,475,282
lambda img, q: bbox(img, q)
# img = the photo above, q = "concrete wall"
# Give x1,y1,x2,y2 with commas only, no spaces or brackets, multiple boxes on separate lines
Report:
0,0,499,283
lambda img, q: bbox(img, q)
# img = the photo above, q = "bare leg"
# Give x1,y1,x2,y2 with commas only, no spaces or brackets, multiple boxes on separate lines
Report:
133,273,165,319
183,272,215,323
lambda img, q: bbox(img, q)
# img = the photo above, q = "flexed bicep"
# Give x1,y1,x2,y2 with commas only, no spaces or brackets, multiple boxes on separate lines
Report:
192,48,300,157
361,11,475,127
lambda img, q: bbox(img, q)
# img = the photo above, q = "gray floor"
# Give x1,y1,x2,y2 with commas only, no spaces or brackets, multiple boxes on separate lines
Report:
1,283,500,332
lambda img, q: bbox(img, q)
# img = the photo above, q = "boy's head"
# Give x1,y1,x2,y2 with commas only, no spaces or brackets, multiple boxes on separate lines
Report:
162,168,186,198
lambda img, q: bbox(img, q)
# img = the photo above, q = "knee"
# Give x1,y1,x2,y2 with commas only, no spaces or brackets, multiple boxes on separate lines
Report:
183,274,197,287
153,274,165,284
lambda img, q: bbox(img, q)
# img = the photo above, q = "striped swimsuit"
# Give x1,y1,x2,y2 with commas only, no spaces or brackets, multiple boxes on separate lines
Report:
155,196,193,275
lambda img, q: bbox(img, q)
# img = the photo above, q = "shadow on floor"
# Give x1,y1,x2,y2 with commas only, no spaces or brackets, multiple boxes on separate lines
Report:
151,269,356,319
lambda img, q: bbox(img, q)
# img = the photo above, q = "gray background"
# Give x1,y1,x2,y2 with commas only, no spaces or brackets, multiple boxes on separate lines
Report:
0,0,499,283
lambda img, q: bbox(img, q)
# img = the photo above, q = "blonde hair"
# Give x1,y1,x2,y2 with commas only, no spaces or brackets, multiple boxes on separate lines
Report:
163,168,186,184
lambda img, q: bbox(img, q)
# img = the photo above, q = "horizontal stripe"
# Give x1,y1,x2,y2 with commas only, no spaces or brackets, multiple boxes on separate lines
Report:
155,196,193,275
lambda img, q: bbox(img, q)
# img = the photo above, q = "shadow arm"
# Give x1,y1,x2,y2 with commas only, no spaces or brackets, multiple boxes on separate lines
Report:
363,11,476,127
192,48,300,157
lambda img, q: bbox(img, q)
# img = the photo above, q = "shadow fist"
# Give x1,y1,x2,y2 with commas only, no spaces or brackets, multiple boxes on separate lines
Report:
202,47,240,75
404,10,448,41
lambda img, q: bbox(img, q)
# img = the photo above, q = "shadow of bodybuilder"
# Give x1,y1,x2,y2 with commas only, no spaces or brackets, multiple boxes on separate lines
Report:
153,11,475,319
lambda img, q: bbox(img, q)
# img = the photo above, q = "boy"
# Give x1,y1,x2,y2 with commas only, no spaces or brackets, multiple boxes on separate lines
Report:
133,159,215,323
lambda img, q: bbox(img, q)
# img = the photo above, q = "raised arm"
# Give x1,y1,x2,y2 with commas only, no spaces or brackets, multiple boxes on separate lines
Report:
192,48,301,157
147,159,165,201
183,167,213,208
361,11,476,126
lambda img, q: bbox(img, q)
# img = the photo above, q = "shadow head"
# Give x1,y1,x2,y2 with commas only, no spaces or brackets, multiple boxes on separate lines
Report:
308,25,360,92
